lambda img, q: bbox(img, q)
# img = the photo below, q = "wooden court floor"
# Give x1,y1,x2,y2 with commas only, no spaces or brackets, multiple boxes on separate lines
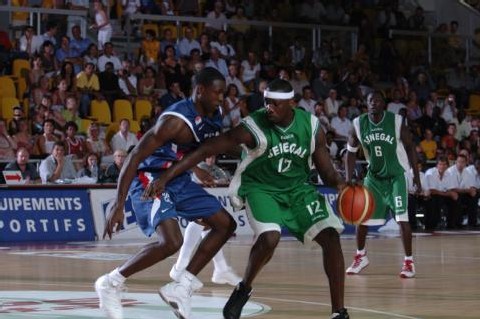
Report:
1,232,480,319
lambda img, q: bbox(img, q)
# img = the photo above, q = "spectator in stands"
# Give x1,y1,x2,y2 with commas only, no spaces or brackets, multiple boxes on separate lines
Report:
56,95,82,130
92,0,113,51
408,6,427,31
39,141,77,184
210,30,236,61
5,147,40,184
412,72,433,105
55,35,82,74
98,42,122,72
77,152,103,181
345,97,361,120
425,92,444,117
441,93,458,123
64,121,86,160
315,101,332,132
121,0,141,34
312,68,333,100
140,29,161,66
35,119,61,157
13,118,36,155
221,83,241,131
86,122,112,161
246,79,267,113
51,78,69,109
325,130,339,159
290,67,309,97
298,85,316,115
452,109,472,142
160,28,178,55
39,41,58,76
330,105,352,142
0,118,17,160
136,117,152,139
70,25,92,56
424,156,457,230
240,51,260,91
205,47,228,78
76,62,101,117
99,62,123,108
199,32,211,60
337,72,361,101
225,62,246,96
110,118,139,153
387,89,407,114
103,149,127,183
118,60,138,101
159,80,185,109
28,54,45,89
7,106,24,136
178,26,201,58
376,3,398,37
325,89,341,118
137,66,159,105
287,37,306,66
161,45,183,88
441,123,459,151
405,91,423,122
19,25,42,57
42,21,58,47
83,43,99,67
447,153,478,228
58,61,78,94
205,1,227,34
419,129,437,161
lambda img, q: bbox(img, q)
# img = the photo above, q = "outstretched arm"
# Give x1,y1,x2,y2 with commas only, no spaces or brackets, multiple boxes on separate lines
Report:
313,128,345,191
143,124,255,199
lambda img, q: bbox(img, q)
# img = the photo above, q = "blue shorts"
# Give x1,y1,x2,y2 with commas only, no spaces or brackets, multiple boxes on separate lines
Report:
129,172,222,237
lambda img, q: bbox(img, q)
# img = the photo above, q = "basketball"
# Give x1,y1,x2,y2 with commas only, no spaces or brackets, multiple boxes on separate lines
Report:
337,185,375,225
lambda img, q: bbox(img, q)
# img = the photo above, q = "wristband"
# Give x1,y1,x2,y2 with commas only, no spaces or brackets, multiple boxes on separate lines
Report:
346,144,359,153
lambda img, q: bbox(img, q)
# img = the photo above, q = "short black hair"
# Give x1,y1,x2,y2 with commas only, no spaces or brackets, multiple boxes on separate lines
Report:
267,79,293,93
195,67,225,86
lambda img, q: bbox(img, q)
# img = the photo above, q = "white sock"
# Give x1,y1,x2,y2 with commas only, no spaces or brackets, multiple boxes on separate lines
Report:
404,256,413,261
199,229,229,272
109,268,126,285
357,249,366,255
175,222,204,270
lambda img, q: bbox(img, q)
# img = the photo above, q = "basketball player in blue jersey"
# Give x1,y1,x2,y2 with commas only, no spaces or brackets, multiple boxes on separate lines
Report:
94,67,236,319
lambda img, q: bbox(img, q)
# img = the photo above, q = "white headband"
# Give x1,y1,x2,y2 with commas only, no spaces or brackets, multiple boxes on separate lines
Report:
264,89,294,100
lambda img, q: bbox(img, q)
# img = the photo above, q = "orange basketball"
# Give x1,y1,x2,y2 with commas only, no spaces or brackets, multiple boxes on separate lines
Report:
337,185,375,225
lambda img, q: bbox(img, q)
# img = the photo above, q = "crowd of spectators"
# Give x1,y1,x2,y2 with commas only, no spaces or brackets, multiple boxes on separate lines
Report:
0,0,480,229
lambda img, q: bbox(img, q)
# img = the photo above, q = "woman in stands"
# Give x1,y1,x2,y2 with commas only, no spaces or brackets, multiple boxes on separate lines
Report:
64,121,86,160
91,0,112,51
28,54,45,89
13,118,36,155
35,119,60,158
137,66,158,104
39,40,58,76
83,43,99,68
0,119,17,160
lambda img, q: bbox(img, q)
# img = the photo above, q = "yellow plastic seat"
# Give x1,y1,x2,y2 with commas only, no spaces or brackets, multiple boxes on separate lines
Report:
130,119,140,134
106,122,119,143
0,76,17,99
134,99,152,120
113,99,133,122
12,59,30,79
90,100,112,124
1,97,21,120
80,118,93,134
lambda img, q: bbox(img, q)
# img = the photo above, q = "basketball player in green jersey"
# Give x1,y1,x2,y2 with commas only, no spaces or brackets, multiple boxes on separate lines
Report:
143,79,350,319
345,91,421,278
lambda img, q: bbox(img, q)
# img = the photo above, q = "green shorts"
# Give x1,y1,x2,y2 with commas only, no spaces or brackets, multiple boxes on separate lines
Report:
363,173,409,226
244,184,344,245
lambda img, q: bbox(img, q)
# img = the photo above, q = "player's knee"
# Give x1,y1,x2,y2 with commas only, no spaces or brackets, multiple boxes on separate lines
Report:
258,231,281,251
315,228,340,249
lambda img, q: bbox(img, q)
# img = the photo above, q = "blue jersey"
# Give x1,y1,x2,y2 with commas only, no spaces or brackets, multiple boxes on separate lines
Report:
138,98,223,172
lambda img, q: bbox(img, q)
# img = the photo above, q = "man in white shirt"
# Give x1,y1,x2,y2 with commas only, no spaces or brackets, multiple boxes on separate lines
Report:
205,1,227,33
424,156,458,230
19,25,42,56
325,88,341,118
205,48,228,78
297,85,316,115
39,141,77,184
178,26,201,58
387,89,406,114
118,60,137,98
110,118,139,152
97,42,123,72
330,105,352,141
210,30,236,61
447,154,478,228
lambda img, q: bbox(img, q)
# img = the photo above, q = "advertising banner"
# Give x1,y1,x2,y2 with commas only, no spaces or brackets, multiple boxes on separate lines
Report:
0,188,95,242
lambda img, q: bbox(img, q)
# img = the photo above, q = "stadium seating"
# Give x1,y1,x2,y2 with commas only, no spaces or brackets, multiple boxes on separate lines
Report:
134,99,152,120
113,99,133,122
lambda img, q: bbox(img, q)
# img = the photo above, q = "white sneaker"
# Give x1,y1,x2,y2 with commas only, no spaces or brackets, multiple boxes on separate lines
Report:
95,274,125,319
399,260,416,278
346,253,369,275
169,264,183,282
211,267,242,286
159,271,203,319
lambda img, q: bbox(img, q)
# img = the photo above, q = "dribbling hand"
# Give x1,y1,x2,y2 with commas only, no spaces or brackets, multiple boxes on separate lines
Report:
142,178,166,200
103,202,125,239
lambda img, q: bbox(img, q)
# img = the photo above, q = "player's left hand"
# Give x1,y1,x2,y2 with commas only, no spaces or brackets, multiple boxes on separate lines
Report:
193,167,216,187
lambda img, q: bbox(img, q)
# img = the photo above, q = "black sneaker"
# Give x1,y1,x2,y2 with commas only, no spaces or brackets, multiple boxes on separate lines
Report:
223,281,252,319
331,308,350,319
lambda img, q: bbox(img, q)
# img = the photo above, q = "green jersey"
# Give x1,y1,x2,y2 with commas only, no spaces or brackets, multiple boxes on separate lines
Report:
229,108,319,202
353,111,410,179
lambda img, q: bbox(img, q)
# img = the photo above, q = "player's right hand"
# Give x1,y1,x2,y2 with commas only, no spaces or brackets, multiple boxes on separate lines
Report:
142,178,166,200
103,202,125,240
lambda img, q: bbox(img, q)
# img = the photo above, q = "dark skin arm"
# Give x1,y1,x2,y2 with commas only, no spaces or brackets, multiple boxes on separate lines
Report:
314,128,346,190
345,126,359,183
103,115,195,239
143,124,255,199
401,121,421,192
